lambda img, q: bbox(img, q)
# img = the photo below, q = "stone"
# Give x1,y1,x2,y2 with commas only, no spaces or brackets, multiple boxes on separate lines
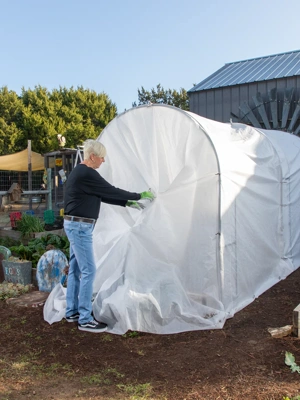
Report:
267,325,293,338
6,290,49,307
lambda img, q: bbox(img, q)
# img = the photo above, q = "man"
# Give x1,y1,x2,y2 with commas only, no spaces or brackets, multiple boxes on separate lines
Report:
64,139,154,333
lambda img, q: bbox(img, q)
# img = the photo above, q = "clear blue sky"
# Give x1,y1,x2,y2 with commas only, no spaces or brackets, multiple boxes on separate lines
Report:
1,0,300,113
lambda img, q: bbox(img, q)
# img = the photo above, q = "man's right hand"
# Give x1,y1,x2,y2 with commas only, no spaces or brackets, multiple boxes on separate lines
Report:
126,201,145,210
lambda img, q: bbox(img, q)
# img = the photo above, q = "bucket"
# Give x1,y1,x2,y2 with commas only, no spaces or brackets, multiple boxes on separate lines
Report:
44,210,55,225
2,260,32,285
9,212,22,229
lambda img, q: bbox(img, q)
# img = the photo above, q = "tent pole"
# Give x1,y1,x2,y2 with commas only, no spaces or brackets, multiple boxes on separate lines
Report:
28,140,32,210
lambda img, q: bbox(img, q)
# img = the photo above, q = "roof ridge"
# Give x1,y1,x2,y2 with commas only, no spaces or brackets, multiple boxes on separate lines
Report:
225,49,300,66
189,50,300,93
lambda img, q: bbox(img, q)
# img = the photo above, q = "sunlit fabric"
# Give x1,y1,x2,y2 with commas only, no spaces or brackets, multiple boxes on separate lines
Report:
91,105,300,334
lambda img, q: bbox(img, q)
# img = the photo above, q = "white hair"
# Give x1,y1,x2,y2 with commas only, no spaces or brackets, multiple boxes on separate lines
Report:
83,139,107,160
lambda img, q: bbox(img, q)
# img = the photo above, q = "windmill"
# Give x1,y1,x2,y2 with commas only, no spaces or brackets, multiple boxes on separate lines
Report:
231,87,300,135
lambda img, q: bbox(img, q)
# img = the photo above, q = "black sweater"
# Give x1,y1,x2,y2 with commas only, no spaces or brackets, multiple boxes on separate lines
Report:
64,164,141,219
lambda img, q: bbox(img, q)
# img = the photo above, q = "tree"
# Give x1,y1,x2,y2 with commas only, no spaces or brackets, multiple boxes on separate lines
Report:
0,85,117,155
0,87,24,154
133,84,189,110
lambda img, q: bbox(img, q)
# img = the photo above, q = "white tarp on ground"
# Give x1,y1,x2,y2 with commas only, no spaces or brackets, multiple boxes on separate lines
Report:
44,104,300,334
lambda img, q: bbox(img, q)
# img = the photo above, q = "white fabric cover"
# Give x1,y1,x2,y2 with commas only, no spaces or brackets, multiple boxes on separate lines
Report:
43,104,300,334
43,283,66,324
90,105,300,334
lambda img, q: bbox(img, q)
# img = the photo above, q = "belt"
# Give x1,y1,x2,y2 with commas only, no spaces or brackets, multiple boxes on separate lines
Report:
64,215,95,224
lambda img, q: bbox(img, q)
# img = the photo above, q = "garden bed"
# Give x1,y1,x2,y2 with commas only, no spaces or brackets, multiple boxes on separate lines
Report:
1,269,300,399
0,228,65,241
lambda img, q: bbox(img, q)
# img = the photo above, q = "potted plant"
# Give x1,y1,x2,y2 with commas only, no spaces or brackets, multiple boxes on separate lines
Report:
2,237,36,286
16,214,45,240
2,256,32,286
6,234,70,287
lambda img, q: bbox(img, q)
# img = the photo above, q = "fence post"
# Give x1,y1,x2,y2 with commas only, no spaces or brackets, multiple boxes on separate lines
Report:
28,140,32,210
47,168,52,210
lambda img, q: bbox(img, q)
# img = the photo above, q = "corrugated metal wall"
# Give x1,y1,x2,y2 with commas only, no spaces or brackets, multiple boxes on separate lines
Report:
189,76,300,130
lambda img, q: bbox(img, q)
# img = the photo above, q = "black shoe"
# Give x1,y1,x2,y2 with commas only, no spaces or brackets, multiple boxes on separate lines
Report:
66,312,80,322
78,319,108,333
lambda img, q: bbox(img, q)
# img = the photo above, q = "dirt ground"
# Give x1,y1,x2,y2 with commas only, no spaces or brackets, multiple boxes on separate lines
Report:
1,269,300,400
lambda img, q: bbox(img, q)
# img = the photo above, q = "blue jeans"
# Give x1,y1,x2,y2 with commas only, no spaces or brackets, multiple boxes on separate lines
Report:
64,219,96,324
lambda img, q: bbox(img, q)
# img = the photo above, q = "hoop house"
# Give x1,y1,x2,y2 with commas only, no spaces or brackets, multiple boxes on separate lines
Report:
90,105,300,334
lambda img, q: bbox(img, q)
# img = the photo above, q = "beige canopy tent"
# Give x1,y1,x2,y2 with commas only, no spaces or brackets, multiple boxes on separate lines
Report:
0,149,45,171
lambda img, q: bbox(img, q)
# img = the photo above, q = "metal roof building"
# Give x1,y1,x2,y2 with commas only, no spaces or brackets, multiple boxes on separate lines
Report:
188,50,300,134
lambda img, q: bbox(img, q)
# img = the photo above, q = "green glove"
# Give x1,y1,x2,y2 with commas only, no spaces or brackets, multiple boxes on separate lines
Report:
140,189,155,202
126,200,145,210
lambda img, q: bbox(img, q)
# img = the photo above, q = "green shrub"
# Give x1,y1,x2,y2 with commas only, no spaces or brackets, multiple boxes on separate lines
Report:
0,281,33,300
16,214,45,238
0,236,21,248
9,234,70,268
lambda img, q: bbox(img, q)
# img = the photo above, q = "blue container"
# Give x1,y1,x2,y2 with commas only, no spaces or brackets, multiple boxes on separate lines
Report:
24,210,35,216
